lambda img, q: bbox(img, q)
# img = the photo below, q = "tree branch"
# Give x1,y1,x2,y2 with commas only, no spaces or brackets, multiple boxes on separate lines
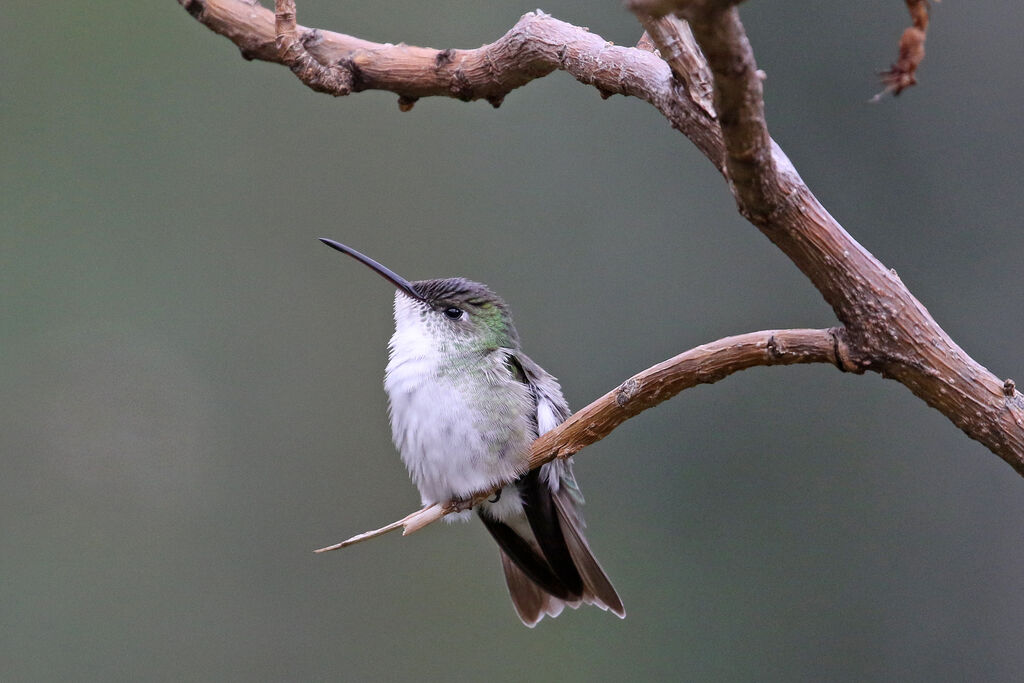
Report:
635,1,1024,474
315,328,841,550
178,2,1024,481
635,14,716,118
178,0,725,161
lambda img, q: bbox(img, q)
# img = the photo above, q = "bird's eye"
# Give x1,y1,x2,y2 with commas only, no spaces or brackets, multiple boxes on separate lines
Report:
442,307,463,320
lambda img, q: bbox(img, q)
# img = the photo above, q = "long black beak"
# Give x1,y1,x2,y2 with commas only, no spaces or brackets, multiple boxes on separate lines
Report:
319,238,425,301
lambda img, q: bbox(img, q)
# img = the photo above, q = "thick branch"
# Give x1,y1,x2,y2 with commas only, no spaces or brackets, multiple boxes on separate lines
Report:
180,2,1024,475
686,8,778,221
636,15,716,118
634,1,1024,474
179,0,723,159
315,328,841,550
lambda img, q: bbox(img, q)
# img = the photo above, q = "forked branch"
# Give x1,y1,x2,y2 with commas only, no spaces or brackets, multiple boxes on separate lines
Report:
637,2,1024,473
178,1,1024,539
274,0,352,94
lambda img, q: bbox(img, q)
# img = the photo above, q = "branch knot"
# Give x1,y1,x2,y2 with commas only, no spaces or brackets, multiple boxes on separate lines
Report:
829,327,862,374
275,0,354,96
616,377,642,407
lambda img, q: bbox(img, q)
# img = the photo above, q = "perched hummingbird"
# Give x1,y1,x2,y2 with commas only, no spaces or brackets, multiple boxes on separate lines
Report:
320,238,624,626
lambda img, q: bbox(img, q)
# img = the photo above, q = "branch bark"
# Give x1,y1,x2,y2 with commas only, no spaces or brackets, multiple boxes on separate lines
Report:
179,0,725,162
635,14,716,117
273,0,352,95
177,1,1024,512
316,329,841,550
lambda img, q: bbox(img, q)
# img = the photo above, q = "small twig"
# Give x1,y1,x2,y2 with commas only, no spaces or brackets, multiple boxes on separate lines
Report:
872,0,933,101
314,499,482,552
314,328,840,552
312,506,433,552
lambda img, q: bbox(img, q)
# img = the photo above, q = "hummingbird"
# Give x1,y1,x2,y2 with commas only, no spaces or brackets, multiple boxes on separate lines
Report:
320,238,625,626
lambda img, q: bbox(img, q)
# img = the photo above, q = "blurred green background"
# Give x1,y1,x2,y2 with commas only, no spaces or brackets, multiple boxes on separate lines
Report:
3,1,1023,680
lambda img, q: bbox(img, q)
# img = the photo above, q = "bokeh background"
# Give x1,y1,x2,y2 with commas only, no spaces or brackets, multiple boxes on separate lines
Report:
3,1,1024,680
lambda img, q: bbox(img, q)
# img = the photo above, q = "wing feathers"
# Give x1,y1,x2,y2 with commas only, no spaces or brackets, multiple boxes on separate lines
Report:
487,349,623,624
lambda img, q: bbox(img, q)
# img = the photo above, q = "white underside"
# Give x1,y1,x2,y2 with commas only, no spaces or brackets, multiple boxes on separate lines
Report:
384,320,524,517
384,293,566,524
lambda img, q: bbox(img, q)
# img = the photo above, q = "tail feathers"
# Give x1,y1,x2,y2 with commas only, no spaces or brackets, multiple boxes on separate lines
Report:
479,512,577,600
495,514,624,626
488,488,625,626
499,549,570,627
481,463,624,626
552,486,625,618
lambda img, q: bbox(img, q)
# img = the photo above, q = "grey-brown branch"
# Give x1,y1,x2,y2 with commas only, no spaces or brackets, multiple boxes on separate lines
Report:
316,329,841,549
179,1,1024,545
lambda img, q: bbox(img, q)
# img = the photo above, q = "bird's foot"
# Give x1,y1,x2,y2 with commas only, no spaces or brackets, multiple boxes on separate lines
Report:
447,495,476,513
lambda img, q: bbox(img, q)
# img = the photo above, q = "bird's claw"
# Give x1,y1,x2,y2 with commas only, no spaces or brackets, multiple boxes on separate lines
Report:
448,496,476,513
446,487,501,513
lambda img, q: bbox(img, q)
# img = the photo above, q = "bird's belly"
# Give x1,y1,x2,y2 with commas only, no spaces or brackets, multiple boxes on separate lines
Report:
385,362,533,505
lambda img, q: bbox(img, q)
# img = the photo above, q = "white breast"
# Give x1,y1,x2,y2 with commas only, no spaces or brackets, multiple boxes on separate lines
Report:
384,305,533,507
